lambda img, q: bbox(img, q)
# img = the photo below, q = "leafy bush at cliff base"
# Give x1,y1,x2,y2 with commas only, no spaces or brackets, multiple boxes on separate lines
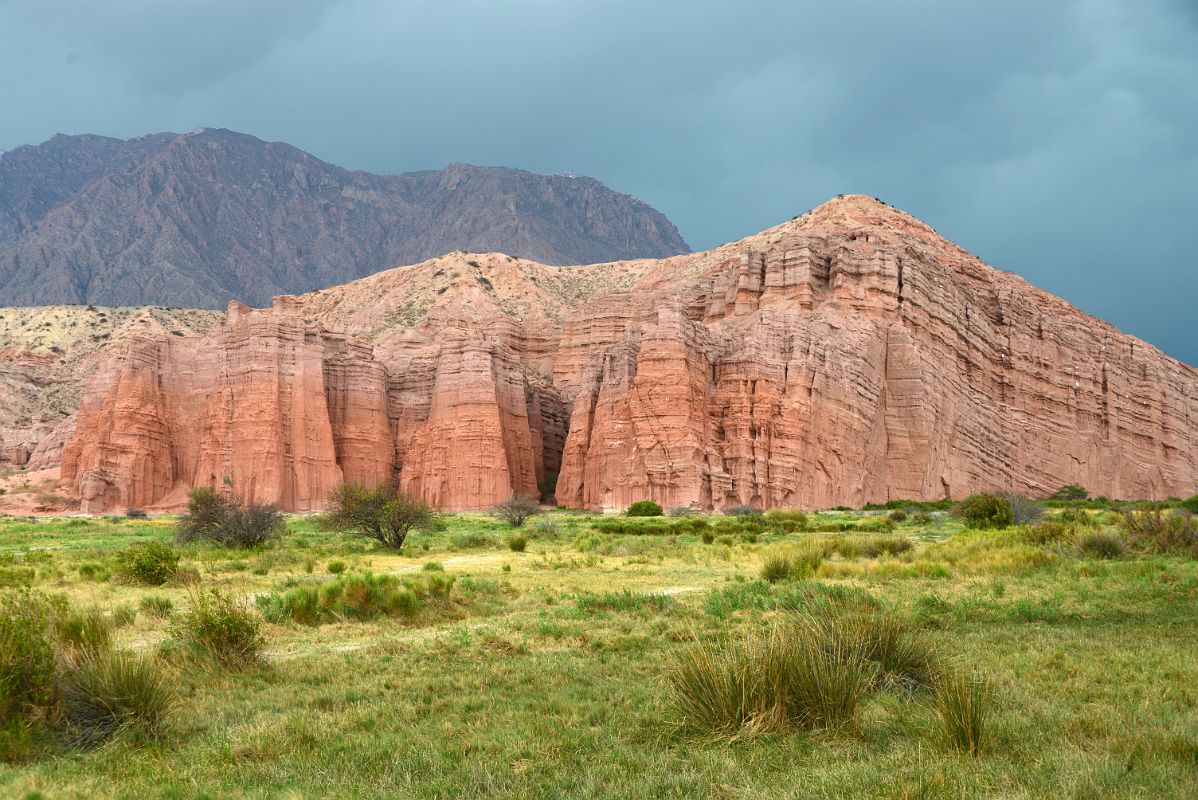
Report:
627,500,664,517
115,541,179,586
176,487,284,548
324,482,435,549
493,495,542,527
958,494,1015,529
1050,484,1090,502
1181,494,1198,514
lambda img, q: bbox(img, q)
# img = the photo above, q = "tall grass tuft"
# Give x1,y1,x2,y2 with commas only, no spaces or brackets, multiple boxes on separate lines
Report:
59,651,177,747
53,607,114,657
666,617,877,739
934,670,991,756
838,612,938,693
1076,529,1127,559
169,589,262,669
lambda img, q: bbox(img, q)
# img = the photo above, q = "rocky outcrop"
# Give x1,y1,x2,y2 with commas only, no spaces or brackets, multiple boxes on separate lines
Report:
61,196,1198,511
0,130,689,309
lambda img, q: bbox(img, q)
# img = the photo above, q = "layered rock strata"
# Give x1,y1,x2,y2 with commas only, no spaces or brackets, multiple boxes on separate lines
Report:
62,196,1198,512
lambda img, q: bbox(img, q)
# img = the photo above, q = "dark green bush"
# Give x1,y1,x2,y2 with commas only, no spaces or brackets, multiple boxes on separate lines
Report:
1183,494,1198,514
125,508,148,520
959,494,1014,529
176,487,284,548
115,541,179,586
507,534,528,552
1050,484,1089,501
627,500,664,517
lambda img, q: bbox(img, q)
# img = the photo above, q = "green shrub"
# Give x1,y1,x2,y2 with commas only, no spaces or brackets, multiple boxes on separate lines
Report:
325,482,435,548
1120,509,1197,555
1024,520,1074,545
125,508,148,520
257,572,453,626
888,509,908,523
627,500,664,517
959,494,1014,529
169,590,262,668
666,617,877,738
175,487,284,548
1050,484,1089,501
0,591,59,720
934,671,991,756
327,560,347,575
115,541,179,586
1076,530,1127,559
700,530,716,544
759,542,825,582
139,595,173,619
726,505,764,518
59,651,176,748
507,534,528,552
1057,507,1098,527
1183,494,1198,514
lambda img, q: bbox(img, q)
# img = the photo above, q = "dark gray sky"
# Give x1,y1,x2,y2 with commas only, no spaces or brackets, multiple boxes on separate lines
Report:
2,0,1196,363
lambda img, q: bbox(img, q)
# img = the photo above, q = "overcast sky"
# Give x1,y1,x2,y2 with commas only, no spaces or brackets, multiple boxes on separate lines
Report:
2,0,1196,362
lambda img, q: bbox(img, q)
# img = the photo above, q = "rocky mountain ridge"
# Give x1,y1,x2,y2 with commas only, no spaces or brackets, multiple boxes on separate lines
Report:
59,195,1198,512
0,128,689,308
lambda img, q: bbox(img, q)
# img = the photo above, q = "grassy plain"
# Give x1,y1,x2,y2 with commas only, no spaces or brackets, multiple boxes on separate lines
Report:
1,508,1196,799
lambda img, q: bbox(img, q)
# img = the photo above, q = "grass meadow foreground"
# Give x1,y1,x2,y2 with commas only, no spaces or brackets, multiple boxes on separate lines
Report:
1,503,1196,799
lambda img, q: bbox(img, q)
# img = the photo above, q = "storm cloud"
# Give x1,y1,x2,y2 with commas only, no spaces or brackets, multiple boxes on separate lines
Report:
2,0,1196,362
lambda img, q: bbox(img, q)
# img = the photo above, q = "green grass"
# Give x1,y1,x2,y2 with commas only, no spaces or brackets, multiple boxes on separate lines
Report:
0,510,1194,797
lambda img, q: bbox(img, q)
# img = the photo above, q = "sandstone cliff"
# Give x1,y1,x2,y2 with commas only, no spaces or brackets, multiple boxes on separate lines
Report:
0,130,689,309
61,196,1198,512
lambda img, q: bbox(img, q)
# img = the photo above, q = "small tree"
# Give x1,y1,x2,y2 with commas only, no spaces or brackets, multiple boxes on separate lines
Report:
325,482,434,549
1050,484,1089,502
493,495,542,527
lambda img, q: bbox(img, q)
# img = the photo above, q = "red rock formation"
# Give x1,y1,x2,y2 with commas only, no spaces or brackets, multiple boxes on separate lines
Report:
62,196,1198,512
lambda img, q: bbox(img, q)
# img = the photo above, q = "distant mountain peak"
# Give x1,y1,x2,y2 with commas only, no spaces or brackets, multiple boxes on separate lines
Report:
0,130,690,308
